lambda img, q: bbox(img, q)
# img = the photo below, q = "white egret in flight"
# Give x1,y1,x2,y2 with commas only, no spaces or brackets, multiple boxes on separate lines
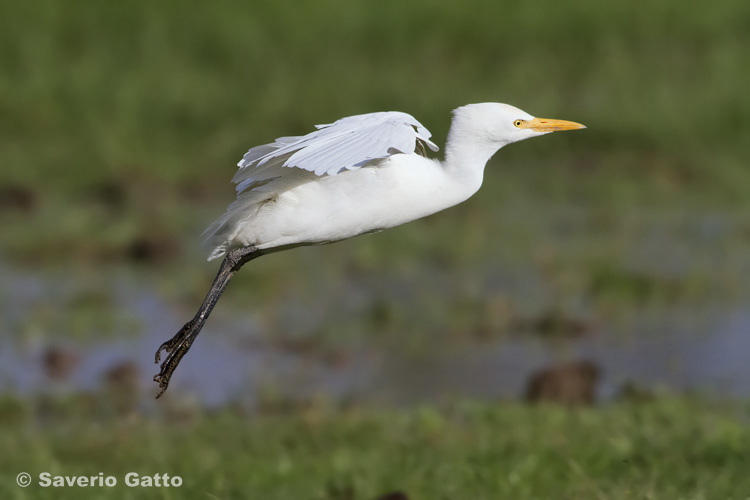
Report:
154,103,585,397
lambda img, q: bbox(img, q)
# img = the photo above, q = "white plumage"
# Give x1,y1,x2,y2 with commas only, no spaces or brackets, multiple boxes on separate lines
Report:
154,102,585,397
204,103,584,260
238,111,438,178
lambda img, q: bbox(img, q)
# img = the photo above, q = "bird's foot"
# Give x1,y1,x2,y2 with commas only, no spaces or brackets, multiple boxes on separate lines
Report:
153,318,200,398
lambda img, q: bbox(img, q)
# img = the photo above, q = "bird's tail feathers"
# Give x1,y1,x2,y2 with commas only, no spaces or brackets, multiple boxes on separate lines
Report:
201,190,275,261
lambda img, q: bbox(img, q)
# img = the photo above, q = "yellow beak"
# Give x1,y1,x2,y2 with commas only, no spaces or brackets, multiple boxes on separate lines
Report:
521,117,586,133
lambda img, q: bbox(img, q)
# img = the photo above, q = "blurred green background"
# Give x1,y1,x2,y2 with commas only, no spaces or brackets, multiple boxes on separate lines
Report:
1,0,750,498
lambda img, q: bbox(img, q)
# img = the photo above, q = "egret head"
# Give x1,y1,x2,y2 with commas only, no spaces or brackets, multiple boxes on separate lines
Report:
451,103,585,149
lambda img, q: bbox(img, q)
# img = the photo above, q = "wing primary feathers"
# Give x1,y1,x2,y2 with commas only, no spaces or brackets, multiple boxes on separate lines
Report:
234,111,437,180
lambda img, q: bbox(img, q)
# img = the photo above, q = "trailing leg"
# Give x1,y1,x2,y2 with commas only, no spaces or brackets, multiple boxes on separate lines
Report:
153,245,263,398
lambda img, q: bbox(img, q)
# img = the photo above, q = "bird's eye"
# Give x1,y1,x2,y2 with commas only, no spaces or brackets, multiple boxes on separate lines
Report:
514,120,524,127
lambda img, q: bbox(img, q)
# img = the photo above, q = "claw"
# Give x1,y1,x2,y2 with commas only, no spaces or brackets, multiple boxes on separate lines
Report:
152,319,198,398
154,337,177,364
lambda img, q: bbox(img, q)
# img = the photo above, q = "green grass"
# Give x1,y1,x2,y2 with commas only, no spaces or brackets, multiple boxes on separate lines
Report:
1,397,749,499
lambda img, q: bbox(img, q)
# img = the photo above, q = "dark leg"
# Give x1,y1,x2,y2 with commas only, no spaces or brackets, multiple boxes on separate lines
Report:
153,245,263,398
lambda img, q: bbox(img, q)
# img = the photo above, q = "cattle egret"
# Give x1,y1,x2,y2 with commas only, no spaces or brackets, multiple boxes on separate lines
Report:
154,103,585,397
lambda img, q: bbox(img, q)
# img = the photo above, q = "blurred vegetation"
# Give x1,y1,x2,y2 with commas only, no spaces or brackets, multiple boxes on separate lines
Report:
1,0,749,250
2,2,750,497
0,0,747,380
1,395,749,499
1,0,748,329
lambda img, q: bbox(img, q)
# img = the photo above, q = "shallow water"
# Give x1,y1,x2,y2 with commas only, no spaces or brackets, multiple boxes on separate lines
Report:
371,310,750,405
2,260,748,407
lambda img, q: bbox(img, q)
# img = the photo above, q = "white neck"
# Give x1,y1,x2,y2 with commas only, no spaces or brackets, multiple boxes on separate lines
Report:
441,117,507,197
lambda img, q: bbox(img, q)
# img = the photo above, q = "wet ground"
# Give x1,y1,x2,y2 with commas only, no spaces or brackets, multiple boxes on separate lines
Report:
2,260,748,408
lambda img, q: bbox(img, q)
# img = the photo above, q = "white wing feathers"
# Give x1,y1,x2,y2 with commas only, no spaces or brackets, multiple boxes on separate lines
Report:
232,111,438,193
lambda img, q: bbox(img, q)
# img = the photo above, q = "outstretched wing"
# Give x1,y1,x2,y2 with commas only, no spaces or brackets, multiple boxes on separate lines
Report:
232,111,438,193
